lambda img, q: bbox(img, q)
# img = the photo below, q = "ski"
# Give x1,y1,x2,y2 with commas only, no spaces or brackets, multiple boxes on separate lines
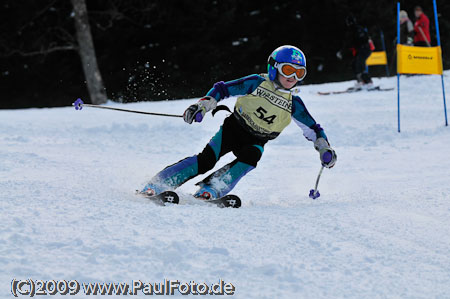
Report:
136,190,180,206
136,190,240,208
318,86,394,95
204,194,242,208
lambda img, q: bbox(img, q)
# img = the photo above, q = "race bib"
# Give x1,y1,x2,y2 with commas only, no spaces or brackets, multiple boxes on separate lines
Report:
235,80,292,138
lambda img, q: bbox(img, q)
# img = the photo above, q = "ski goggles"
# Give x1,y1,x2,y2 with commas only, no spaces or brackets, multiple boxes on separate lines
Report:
277,63,307,81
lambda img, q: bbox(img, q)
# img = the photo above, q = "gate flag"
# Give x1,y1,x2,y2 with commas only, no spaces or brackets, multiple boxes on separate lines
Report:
397,45,443,75
396,0,447,133
366,51,388,66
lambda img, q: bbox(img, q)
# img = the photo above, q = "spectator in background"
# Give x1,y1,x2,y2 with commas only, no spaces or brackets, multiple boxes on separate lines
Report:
336,15,374,90
413,6,431,46
400,10,414,45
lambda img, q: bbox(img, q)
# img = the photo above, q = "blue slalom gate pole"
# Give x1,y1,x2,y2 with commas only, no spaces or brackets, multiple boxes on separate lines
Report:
380,30,390,77
397,75,401,132
433,0,448,126
441,68,448,126
441,70,448,126
397,2,401,132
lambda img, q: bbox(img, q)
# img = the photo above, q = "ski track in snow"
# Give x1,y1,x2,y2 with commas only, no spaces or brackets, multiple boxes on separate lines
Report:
1,74,450,298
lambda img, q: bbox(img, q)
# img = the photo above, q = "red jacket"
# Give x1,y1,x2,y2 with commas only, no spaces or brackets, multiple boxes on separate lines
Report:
414,13,430,43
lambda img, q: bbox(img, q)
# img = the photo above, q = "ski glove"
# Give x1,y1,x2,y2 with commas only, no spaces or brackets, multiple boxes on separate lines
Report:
183,96,217,124
314,137,337,168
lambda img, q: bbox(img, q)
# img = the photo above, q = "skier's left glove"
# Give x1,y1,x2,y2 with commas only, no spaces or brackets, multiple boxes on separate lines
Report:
183,96,217,124
314,137,337,168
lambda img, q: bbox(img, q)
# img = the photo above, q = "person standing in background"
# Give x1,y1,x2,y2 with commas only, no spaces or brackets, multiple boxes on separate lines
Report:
336,15,374,90
400,10,414,45
413,6,431,47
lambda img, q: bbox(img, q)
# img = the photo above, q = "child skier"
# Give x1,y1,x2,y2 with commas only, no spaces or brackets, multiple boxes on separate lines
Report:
141,45,337,200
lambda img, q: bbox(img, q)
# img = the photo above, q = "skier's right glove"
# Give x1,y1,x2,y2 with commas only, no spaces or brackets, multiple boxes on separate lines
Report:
314,137,337,168
183,96,217,124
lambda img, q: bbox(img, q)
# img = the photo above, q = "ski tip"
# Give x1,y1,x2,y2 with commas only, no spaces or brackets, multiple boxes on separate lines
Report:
136,190,180,205
226,195,242,208
162,191,180,204
219,194,241,208
205,194,242,208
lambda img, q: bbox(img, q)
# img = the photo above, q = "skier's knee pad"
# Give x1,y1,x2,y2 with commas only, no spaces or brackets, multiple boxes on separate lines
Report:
197,145,218,174
235,145,263,167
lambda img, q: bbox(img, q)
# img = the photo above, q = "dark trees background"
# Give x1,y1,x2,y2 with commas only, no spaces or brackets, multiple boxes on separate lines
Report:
71,0,108,105
1,0,449,109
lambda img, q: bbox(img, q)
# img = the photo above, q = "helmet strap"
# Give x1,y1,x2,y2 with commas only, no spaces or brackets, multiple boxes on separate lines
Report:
268,56,278,67
274,76,282,88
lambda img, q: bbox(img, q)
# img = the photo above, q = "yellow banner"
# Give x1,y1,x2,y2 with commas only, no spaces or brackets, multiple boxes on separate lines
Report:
366,51,388,66
397,45,443,75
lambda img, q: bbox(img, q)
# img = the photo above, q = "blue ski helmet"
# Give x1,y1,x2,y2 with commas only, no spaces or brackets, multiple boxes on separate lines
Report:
267,45,307,81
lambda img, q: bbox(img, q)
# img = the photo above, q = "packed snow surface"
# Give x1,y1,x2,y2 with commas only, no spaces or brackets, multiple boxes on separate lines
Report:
1,73,450,298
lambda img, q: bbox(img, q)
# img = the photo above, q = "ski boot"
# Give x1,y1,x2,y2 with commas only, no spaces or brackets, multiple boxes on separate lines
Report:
140,183,165,197
194,185,218,201
347,81,363,92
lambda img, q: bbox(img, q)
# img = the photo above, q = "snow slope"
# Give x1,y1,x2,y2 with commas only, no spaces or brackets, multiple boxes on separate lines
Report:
1,73,450,298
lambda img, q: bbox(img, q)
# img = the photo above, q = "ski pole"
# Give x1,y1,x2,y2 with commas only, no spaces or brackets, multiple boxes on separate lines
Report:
72,98,183,118
418,27,431,47
309,165,324,199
